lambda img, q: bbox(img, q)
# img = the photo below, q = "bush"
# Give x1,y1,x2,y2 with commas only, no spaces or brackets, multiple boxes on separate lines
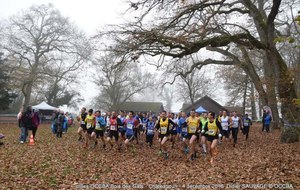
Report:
281,126,300,143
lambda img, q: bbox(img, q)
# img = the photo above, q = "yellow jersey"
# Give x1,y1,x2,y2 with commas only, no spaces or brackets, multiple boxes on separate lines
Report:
206,119,219,136
187,116,199,134
85,114,95,129
159,118,169,135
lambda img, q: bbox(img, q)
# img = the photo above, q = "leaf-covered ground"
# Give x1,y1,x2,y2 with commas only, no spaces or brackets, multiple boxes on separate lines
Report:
0,123,299,190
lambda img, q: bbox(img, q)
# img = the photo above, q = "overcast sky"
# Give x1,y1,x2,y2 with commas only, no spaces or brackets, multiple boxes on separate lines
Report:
0,0,227,112
0,0,125,34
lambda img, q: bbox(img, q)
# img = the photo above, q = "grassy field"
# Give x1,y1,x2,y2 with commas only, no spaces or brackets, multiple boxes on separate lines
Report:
0,123,299,190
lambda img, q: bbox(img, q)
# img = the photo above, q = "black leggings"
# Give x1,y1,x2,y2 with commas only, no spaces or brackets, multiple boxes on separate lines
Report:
32,127,38,139
243,126,249,139
265,124,270,132
231,128,238,144
134,128,140,143
57,131,62,138
146,135,154,146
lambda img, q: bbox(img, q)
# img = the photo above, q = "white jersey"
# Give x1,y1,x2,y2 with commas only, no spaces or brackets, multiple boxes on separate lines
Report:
106,116,111,127
220,116,229,130
231,116,240,128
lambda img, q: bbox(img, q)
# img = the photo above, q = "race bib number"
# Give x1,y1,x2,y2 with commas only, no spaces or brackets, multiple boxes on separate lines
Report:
222,125,228,130
86,123,92,129
161,127,167,134
110,125,116,131
208,129,216,135
244,122,249,127
127,124,133,130
147,129,154,135
182,128,187,133
189,126,197,133
95,123,100,130
81,121,85,125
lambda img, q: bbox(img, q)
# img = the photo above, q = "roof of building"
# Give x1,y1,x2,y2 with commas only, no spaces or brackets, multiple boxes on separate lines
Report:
118,102,164,113
181,96,228,114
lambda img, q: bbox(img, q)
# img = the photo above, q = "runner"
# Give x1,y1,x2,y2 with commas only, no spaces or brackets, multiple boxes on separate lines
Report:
145,116,155,147
141,112,148,141
77,107,87,142
200,112,209,155
242,113,252,140
107,111,121,150
201,111,222,164
217,111,222,122
176,112,183,141
186,109,201,161
220,111,231,142
134,113,142,144
230,111,243,147
124,111,138,150
155,110,176,159
169,113,178,149
118,111,127,142
105,111,111,136
83,109,95,148
92,110,106,149
178,112,188,155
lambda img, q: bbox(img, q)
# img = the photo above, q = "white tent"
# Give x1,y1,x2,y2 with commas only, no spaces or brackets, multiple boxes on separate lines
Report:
32,101,58,110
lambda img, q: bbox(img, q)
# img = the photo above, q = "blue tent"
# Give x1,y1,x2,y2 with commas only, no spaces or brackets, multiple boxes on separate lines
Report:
195,106,207,113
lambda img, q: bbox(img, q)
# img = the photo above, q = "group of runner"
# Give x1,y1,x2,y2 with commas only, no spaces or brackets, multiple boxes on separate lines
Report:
75,107,253,164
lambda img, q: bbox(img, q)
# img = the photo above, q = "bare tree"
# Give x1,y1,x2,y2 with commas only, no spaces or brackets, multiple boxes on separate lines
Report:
101,0,300,126
159,85,175,112
92,54,153,111
216,64,258,119
177,68,215,106
0,4,91,109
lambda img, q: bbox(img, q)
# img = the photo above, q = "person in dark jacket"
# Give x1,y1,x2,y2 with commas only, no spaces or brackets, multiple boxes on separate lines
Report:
20,106,33,144
31,109,40,140
262,109,267,132
57,111,65,138
264,111,272,133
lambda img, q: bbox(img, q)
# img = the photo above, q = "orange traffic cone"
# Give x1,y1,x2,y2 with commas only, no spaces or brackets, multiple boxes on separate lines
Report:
29,134,35,146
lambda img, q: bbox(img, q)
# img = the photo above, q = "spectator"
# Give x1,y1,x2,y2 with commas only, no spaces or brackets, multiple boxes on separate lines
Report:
20,106,33,144
262,109,267,132
264,111,272,133
57,111,65,138
0,133,5,146
31,109,40,140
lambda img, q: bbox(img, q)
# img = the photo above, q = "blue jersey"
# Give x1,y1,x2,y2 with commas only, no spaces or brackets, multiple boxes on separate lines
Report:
178,117,187,135
242,117,252,127
118,116,126,132
142,117,148,130
146,121,155,135
95,116,106,130
125,118,135,136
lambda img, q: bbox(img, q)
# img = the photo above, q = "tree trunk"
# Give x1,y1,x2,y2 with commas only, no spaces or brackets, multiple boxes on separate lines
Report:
242,76,249,115
263,54,280,129
258,98,263,120
274,51,300,124
250,82,257,120
22,81,33,109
